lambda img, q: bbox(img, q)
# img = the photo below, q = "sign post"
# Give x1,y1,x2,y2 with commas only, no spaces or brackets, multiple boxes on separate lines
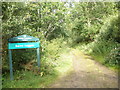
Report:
37,48,40,67
8,35,40,80
8,49,13,80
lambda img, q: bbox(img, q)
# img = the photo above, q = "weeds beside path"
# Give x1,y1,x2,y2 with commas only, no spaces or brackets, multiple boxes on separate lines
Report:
49,49,118,88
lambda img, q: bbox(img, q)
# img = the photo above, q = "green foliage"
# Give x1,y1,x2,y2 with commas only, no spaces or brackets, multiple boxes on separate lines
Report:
68,2,117,43
105,47,120,66
93,15,119,66
97,15,119,42
12,49,37,69
40,38,67,75
91,41,118,56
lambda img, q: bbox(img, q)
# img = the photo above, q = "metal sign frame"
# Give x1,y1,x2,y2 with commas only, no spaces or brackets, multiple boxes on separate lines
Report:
8,35,40,80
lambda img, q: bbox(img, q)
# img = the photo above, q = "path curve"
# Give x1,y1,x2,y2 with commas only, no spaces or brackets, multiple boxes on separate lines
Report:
49,49,118,88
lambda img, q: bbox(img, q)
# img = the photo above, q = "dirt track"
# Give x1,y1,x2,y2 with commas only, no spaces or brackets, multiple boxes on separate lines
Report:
49,49,118,88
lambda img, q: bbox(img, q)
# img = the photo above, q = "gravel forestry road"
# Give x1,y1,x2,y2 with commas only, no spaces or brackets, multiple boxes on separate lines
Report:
49,49,118,88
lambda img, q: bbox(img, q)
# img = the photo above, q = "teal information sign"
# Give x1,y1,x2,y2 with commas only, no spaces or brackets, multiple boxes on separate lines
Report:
8,35,40,80
8,42,40,49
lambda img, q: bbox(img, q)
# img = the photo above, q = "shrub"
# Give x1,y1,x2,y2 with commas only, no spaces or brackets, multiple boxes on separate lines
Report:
40,38,67,75
105,47,120,66
97,15,119,43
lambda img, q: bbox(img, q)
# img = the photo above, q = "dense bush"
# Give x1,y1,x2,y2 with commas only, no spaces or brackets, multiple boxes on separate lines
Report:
42,38,66,74
97,15,119,42
105,47,120,66
69,2,117,44
81,15,120,67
